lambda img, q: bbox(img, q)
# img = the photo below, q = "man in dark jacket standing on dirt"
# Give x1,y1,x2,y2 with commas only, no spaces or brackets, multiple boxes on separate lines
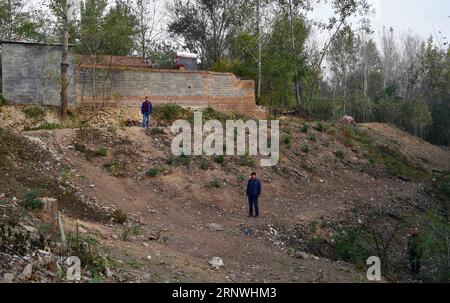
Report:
141,96,153,128
407,226,422,278
246,172,262,218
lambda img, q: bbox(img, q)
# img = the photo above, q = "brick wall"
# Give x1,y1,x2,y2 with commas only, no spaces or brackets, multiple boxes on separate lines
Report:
1,42,265,117
76,66,264,117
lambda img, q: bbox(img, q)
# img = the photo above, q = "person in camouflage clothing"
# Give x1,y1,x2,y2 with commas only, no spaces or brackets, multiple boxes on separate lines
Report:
407,226,422,278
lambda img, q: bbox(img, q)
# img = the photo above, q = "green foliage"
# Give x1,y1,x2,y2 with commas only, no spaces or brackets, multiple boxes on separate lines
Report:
23,189,44,210
301,144,310,153
206,178,222,189
112,209,127,225
417,210,450,282
104,159,126,177
283,134,293,146
28,122,62,131
22,106,45,120
214,155,226,166
122,224,141,241
332,227,376,269
315,122,327,132
78,0,137,56
300,125,309,133
199,159,211,170
335,149,345,159
154,104,190,122
146,166,167,177
308,134,317,142
0,95,7,106
167,153,192,167
355,130,430,181
93,147,108,157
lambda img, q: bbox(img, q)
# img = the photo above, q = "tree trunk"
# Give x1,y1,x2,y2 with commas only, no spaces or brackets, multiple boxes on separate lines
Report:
256,0,262,105
59,0,70,122
288,0,301,106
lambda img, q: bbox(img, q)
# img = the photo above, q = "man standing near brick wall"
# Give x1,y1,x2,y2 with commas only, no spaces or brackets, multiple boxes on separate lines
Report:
141,96,153,128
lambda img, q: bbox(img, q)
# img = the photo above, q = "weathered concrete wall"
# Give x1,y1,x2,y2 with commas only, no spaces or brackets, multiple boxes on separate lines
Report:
76,67,263,116
1,42,76,105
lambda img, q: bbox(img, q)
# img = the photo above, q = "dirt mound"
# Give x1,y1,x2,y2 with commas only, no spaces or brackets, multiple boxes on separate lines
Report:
361,123,450,172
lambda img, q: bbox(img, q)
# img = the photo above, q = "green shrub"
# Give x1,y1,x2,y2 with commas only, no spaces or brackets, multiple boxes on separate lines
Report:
301,144,310,153
146,166,165,177
23,106,45,120
215,155,226,166
150,127,165,135
166,153,192,166
0,95,8,106
308,135,317,142
94,147,108,157
23,189,44,210
335,149,344,159
332,228,375,269
104,159,126,177
154,104,189,122
316,122,327,132
199,159,211,170
300,125,309,133
283,134,293,146
112,209,127,224
207,178,222,189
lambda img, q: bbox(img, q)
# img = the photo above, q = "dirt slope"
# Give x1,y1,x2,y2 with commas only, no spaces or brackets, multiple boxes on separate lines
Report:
2,106,449,283
361,123,450,171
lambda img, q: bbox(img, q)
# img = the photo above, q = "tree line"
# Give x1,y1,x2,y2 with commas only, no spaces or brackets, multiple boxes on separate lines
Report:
0,0,448,146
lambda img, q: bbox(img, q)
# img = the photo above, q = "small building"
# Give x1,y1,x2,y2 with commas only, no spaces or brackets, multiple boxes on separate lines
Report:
176,52,198,71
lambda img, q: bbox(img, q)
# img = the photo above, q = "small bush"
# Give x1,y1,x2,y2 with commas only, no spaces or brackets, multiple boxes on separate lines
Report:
0,95,8,106
94,147,108,157
104,159,126,177
283,134,293,146
154,104,189,122
23,106,45,120
199,159,211,170
40,122,61,130
122,224,141,241
316,122,327,132
146,166,166,177
150,127,165,135
301,144,310,153
300,125,309,133
335,149,345,159
179,153,192,166
113,209,127,224
215,155,226,166
332,228,376,269
24,189,44,210
207,178,222,189
308,135,317,142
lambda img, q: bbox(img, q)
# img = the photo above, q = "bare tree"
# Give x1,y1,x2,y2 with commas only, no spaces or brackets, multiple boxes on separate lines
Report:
59,0,71,121
131,0,166,59
380,27,398,90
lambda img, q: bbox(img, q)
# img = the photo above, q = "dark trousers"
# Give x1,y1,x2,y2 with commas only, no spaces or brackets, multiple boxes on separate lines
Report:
410,259,421,276
248,196,259,217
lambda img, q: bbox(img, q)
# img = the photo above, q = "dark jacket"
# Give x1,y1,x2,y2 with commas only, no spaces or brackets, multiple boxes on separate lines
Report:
408,235,421,261
247,179,262,197
141,101,153,115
